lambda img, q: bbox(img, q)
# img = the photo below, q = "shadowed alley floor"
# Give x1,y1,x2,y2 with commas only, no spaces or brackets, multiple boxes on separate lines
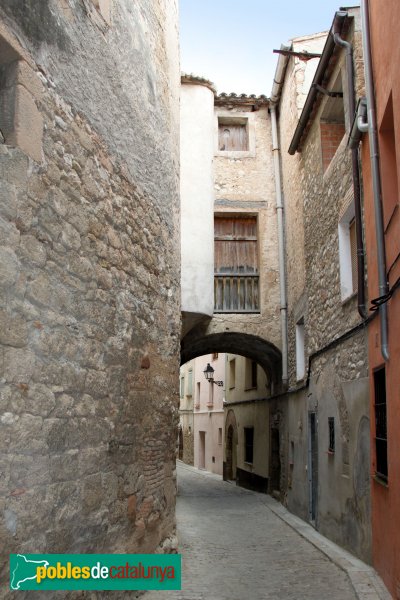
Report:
143,462,389,600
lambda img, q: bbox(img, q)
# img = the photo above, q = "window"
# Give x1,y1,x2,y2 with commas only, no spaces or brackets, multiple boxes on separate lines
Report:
320,71,345,172
374,367,388,482
195,382,200,409
328,417,335,453
215,110,256,158
379,92,399,228
338,201,357,300
214,216,259,312
229,359,236,389
218,428,222,445
180,376,185,399
349,218,357,292
218,117,248,151
295,318,305,381
187,369,193,396
245,359,258,390
244,427,254,464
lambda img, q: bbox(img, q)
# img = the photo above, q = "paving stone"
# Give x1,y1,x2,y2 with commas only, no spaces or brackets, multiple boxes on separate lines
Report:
144,463,359,600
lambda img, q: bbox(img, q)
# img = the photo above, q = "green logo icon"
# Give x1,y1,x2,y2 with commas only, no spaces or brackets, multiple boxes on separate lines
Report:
10,554,181,591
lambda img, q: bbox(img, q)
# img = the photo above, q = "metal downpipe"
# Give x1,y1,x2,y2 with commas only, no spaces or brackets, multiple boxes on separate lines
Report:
333,27,367,319
361,0,390,361
270,105,288,386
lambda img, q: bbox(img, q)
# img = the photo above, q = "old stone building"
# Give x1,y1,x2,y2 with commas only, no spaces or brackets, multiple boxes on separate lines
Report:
180,77,283,386
272,8,372,562
180,76,284,496
0,0,180,593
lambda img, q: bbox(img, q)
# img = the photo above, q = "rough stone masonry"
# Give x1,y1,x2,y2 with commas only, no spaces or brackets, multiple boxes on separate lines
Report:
0,0,181,597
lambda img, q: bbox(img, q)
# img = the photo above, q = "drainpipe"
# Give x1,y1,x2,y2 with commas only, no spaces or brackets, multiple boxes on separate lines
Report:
360,0,389,361
333,19,367,319
270,104,288,386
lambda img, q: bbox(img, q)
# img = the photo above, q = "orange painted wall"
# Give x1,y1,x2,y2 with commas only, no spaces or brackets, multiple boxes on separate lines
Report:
361,1,400,596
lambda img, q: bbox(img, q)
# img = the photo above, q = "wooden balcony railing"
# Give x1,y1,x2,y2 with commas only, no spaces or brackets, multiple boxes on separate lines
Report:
214,273,259,313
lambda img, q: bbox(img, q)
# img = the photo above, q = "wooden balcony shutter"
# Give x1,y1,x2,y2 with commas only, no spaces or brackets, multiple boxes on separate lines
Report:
214,216,259,312
214,216,258,274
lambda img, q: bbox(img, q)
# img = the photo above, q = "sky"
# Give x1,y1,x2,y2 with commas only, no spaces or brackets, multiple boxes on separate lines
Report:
180,1,360,96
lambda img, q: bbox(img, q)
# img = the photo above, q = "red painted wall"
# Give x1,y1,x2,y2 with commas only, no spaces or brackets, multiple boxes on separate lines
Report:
361,1,400,596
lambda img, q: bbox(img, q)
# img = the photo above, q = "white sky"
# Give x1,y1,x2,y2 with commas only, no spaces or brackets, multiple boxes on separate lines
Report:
180,1,360,96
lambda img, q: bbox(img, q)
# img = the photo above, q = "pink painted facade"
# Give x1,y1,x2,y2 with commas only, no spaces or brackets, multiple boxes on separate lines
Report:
193,354,225,475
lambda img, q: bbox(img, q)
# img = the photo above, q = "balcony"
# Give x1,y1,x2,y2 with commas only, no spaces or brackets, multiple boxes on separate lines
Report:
214,273,259,313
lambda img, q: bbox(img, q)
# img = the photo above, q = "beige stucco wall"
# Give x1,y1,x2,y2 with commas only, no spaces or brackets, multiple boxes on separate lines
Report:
193,354,225,476
181,81,215,329
179,360,195,465
224,354,270,481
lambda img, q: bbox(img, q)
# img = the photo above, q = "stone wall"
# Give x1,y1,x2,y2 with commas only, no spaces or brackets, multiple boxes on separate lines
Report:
278,33,326,387
277,11,372,562
0,0,180,593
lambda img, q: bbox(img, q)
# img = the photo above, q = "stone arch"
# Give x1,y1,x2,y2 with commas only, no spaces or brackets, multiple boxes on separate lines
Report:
181,329,282,386
224,409,238,481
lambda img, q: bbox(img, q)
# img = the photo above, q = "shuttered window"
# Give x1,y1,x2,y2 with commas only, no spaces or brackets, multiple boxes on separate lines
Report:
218,123,248,151
349,218,357,292
214,217,258,274
214,216,259,312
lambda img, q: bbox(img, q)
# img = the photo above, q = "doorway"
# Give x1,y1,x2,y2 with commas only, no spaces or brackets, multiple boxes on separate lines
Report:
270,427,281,495
308,412,318,523
199,431,206,469
226,424,238,480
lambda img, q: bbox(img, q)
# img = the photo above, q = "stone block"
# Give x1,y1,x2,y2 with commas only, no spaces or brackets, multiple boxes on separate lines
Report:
3,347,35,382
4,59,44,102
0,247,19,289
0,309,27,347
7,84,43,163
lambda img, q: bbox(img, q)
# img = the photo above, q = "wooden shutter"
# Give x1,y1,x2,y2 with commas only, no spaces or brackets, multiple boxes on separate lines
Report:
214,216,258,274
214,216,259,312
218,124,248,151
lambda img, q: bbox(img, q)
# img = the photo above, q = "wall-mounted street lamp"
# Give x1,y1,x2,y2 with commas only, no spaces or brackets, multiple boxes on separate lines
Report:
203,363,224,387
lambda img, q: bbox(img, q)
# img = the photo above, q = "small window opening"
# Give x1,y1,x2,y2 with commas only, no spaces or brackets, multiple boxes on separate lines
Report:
328,417,335,453
244,427,254,464
295,318,305,380
218,117,248,151
218,428,222,445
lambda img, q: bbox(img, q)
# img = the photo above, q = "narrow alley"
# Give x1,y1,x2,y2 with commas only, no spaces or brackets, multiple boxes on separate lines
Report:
144,463,389,600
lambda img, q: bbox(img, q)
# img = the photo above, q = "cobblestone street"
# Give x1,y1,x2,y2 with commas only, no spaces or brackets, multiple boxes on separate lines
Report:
144,462,389,600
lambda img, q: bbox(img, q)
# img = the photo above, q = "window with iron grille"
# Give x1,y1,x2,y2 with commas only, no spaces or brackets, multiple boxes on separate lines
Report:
244,427,254,464
374,367,388,481
328,417,335,453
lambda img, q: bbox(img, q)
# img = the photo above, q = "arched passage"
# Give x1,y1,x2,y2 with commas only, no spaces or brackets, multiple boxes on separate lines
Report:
181,330,282,387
